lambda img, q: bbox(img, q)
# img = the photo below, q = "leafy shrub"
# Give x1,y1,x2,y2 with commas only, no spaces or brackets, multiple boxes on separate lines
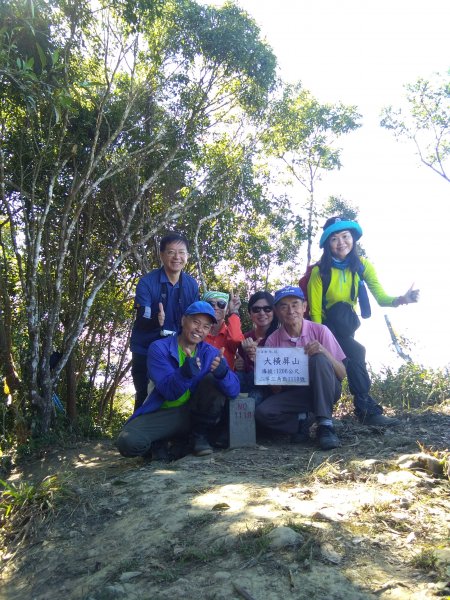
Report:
369,363,450,409
74,395,132,439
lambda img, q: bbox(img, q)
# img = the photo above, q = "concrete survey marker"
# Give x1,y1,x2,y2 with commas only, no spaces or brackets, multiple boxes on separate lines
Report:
229,394,256,448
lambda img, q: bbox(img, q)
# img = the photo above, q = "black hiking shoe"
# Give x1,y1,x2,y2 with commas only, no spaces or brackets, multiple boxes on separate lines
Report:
150,440,173,463
168,437,190,460
211,427,229,449
290,418,311,444
192,434,213,456
360,413,400,427
317,425,340,450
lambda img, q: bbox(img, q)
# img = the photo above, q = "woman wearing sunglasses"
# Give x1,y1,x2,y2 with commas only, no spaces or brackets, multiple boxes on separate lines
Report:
236,291,279,404
202,290,244,369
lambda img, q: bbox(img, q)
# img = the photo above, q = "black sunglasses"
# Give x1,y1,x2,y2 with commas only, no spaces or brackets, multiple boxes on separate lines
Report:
250,305,273,314
208,300,227,309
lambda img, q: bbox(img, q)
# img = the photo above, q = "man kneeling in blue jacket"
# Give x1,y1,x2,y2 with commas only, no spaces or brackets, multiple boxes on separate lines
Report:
117,301,240,459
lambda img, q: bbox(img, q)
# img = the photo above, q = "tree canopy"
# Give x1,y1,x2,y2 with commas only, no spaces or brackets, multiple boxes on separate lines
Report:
380,72,450,184
261,83,361,264
0,0,278,433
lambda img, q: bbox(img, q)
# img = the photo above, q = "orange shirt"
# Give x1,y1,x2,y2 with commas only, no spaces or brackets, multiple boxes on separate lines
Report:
205,314,244,370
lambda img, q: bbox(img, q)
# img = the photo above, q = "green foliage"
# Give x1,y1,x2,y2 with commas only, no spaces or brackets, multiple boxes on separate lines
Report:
0,473,74,543
7,388,131,457
410,547,439,572
0,401,16,452
380,72,450,183
369,362,450,410
236,522,273,558
75,390,133,440
14,413,74,458
262,82,362,263
0,0,277,439
322,195,360,221
263,83,361,162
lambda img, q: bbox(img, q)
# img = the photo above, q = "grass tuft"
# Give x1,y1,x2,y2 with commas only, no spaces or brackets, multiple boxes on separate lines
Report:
411,548,438,572
236,522,273,558
0,474,75,545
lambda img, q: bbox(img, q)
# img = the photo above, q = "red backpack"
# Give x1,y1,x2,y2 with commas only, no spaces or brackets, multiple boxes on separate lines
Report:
298,263,330,319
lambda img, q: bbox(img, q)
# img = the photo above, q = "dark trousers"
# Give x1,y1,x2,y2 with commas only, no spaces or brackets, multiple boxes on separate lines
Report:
116,405,190,457
131,352,149,411
189,374,227,433
255,353,341,435
335,335,382,417
116,374,227,457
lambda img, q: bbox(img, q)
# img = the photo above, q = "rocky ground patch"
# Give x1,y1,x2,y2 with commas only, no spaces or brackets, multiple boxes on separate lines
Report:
1,406,449,600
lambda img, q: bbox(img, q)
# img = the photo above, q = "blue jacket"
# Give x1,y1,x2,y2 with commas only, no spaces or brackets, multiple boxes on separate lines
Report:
130,335,240,419
130,268,199,355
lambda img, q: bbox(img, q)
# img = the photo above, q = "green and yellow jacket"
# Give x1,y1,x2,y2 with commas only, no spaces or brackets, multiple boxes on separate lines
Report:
307,258,397,324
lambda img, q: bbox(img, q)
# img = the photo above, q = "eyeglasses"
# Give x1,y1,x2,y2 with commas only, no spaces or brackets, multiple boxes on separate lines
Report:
250,306,273,314
164,250,188,257
208,300,227,309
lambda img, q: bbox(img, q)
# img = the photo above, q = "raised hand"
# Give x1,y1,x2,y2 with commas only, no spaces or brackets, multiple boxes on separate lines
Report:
228,293,241,315
303,340,323,357
403,283,420,304
211,347,225,372
211,348,229,379
157,302,165,327
179,346,202,378
235,353,245,371
185,346,201,370
241,337,259,361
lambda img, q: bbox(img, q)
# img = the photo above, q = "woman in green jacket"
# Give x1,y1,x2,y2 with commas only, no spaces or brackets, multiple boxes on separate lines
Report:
307,216,419,426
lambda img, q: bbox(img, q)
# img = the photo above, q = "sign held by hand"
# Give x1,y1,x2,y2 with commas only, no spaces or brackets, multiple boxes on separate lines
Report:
254,347,309,385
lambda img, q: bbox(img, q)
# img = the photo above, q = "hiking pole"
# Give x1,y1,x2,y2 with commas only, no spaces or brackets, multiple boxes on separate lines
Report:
384,314,413,363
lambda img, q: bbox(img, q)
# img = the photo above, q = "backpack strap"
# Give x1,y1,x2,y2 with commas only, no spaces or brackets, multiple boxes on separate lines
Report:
159,271,185,329
357,261,365,279
321,269,331,310
356,261,371,318
160,282,168,306
349,261,366,301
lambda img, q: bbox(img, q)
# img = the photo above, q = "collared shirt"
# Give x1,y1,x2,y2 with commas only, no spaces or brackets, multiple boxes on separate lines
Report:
130,267,199,355
265,319,345,362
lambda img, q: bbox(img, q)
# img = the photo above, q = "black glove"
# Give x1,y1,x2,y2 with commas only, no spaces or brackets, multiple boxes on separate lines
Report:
180,356,201,379
134,306,160,332
212,357,229,380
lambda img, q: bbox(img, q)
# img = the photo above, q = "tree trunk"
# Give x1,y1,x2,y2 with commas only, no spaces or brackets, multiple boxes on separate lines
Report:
0,310,21,393
306,189,314,266
65,353,77,423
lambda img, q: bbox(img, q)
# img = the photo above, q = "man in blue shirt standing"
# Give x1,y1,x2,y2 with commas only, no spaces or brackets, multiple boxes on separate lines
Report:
130,233,199,410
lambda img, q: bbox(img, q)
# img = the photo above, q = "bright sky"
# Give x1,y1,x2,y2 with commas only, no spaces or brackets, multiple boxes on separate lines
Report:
211,0,450,370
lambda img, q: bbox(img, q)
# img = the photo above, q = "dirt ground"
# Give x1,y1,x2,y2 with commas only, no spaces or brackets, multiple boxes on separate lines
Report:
1,405,449,600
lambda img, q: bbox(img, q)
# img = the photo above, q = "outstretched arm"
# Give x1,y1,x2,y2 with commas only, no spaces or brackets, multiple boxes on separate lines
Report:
392,283,420,306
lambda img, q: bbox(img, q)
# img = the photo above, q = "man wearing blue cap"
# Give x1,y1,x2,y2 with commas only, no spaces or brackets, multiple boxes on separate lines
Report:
255,286,346,450
117,301,240,459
